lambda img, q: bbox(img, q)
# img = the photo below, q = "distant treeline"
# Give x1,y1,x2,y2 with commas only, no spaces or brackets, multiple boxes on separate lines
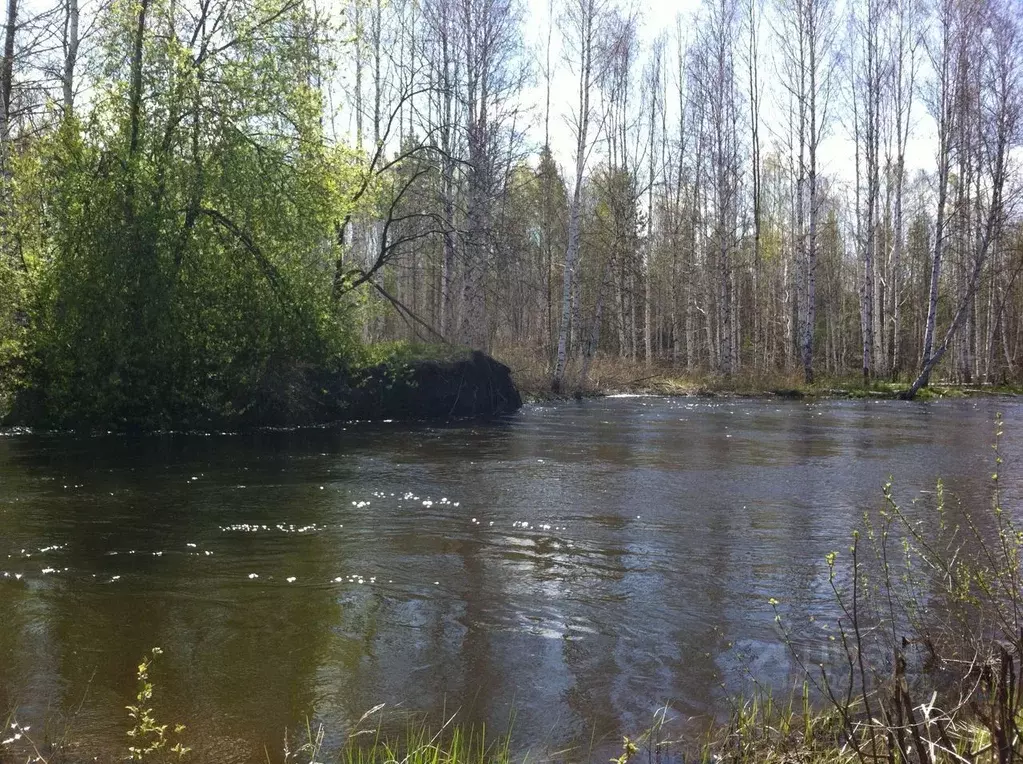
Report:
0,0,1020,425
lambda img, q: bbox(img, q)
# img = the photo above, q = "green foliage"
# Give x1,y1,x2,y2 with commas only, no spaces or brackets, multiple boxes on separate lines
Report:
0,0,376,428
358,341,472,368
335,721,513,764
126,648,190,761
0,274,26,414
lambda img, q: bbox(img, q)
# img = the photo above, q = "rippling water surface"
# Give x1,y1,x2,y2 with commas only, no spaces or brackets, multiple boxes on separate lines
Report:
1,397,1021,760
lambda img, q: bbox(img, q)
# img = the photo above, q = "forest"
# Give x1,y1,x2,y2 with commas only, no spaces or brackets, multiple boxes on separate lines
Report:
0,0,1020,426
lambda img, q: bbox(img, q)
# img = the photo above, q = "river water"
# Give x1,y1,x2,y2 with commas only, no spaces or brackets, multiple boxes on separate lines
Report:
1,397,1020,760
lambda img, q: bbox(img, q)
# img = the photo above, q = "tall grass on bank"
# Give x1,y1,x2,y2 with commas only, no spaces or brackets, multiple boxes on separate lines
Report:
290,718,513,764
492,343,815,398
491,342,1023,399
705,683,850,764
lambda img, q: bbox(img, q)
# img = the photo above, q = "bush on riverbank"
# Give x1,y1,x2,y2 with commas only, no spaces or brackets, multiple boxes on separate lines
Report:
0,1,475,432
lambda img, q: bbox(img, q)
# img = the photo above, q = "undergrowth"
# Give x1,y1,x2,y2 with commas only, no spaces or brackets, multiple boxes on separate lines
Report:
492,343,1023,401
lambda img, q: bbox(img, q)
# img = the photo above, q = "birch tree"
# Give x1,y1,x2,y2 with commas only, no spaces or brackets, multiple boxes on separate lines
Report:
776,0,835,383
851,0,884,380
552,0,611,392
456,0,526,349
906,0,1021,397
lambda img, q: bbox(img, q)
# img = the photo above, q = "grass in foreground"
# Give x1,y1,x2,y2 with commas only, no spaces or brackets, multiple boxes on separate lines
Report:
5,690,1013,764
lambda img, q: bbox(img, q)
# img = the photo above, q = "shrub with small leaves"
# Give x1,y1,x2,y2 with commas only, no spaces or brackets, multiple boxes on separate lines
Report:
126,648,190,761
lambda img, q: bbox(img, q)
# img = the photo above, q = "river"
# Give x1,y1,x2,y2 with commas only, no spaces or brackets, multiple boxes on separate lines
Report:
0,397,1019,761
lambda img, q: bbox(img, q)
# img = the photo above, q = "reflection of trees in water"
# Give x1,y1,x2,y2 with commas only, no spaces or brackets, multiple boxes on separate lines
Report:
0,577,50,725
2,400,1023,760
0,432,352,760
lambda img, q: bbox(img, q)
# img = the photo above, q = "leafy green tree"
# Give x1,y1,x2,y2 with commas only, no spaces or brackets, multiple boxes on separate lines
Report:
10,0,362,427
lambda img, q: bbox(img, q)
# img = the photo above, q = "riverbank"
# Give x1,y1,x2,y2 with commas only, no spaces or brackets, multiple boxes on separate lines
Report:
0,706,829,764
493,346,1023,403
0,675,1004,764
0,345,522,431
5,338,1019,430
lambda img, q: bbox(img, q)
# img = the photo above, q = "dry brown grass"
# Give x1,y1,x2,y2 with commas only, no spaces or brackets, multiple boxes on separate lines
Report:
491,344,812,399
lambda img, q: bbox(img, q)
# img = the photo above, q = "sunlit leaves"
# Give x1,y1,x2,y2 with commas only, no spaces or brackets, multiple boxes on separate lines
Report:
4,0,375,427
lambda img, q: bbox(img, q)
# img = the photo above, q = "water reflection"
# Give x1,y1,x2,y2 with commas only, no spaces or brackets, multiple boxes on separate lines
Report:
0,399,1017,760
